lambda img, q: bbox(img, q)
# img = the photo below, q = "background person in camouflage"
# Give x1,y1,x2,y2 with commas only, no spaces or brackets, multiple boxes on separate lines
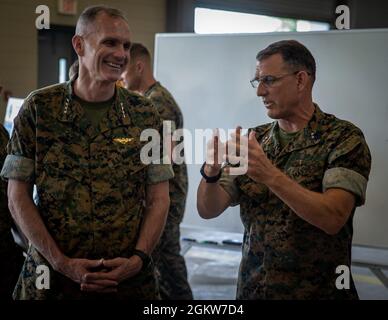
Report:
0,124,25,299
197,40,371,299
0,5,173,299
121,43,193,300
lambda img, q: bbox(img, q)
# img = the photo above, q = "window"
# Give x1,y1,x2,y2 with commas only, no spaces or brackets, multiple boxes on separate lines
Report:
194,8,329,34
59,58,67,83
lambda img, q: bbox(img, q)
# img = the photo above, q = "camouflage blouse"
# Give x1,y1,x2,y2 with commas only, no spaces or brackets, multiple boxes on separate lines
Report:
1,81,173,299
220,105,371,299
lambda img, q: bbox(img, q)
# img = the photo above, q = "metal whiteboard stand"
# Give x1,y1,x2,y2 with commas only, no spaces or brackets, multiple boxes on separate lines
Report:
352,245,388,289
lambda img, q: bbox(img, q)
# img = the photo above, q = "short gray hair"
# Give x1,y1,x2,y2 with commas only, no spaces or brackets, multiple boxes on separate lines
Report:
256,40,316,84
75,5,128,36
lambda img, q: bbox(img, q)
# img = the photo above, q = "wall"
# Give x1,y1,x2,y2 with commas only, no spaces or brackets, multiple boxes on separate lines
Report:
0,0,166,120
349,0,388,29
0,1,37,120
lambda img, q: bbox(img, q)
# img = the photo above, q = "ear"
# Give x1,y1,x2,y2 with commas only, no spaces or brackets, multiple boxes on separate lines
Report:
72,35,84,56
135,60,145,74
296,70,310,91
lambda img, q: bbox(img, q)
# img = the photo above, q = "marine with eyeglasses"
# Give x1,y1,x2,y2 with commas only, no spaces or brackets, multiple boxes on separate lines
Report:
197,40,371,300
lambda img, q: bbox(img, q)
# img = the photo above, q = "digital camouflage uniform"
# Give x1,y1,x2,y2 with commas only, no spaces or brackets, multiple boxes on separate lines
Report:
145,82,193,300
0,124,24,299
220,105,371,300
0,81,174,300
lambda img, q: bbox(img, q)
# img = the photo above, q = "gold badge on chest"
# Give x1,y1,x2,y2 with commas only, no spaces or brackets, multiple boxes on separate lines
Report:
113,137,134,145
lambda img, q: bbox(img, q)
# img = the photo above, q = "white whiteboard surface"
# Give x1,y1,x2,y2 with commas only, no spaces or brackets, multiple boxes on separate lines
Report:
154,29,388,247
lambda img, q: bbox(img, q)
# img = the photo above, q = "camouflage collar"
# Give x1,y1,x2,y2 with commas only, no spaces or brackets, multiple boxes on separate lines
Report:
262,104,324,160
58,80,84,123
58,80,131,137
144,81,160,97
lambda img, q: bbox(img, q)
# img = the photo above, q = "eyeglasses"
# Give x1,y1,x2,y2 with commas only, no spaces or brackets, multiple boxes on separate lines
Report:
250,71,310,88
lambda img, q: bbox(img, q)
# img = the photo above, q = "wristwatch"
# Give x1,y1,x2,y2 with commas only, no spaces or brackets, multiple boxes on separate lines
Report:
200,162,222,183
132,249,151,270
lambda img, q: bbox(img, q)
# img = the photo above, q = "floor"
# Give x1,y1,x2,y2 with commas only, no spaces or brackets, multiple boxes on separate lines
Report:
181,228,388,300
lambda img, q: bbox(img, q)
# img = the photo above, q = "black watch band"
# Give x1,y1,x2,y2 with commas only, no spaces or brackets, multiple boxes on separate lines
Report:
200,162,222,183
132,249,151,270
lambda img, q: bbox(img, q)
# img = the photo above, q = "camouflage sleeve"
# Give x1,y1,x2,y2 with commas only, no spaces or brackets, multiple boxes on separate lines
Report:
0,124,13,234
0,99,36,182
147,164,174,184
219,169,240,206
323,130,371,206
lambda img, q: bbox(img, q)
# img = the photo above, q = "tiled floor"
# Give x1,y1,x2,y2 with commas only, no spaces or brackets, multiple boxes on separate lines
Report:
185,246,239,300
182,228,388,300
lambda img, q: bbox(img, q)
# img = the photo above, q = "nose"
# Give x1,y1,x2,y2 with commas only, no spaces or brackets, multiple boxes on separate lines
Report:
256,81,267,97
113,45,127,62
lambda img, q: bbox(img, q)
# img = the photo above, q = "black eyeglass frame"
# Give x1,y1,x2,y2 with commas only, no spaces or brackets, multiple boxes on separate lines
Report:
250,70,311,88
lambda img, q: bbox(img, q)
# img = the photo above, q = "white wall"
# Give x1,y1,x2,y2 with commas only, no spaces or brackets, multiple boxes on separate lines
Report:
154,29,388,247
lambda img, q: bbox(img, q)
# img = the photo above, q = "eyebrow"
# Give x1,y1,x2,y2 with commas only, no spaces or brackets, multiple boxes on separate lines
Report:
254,74,273,79
101,37,131,46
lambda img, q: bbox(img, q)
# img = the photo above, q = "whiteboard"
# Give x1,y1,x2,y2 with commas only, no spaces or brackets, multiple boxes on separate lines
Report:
154,29,388,247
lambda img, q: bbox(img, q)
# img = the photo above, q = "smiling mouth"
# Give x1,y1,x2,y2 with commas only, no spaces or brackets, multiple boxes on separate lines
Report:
105,61,123,70
263,101,273,108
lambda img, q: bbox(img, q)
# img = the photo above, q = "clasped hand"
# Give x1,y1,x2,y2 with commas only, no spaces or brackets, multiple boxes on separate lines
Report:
60,255,143,293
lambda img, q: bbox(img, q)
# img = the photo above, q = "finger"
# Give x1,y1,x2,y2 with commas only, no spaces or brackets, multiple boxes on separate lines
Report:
226,143,238,162
249,130,257,141
224,140,229,163
215,140,227,165
247,137,264,156
83,271,117,282
228,134,249,158
228,126,243,157
235,126,242,157
239,134,249,153
206,129,218,165
227,137,240,155
225,154,245,165
214,132,219,165
230,126,242,139
102,258,122,269
80,283,105,292
209,129,225,166
223,162,247,176
212,128,219,148
80,283,117,293
83,275,118,287
83,258,104,269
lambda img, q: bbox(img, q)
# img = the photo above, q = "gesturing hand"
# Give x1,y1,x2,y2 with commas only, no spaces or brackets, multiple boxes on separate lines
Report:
245,131,277,183
223,126,248,176
225,130,277,182
205,128,225,176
